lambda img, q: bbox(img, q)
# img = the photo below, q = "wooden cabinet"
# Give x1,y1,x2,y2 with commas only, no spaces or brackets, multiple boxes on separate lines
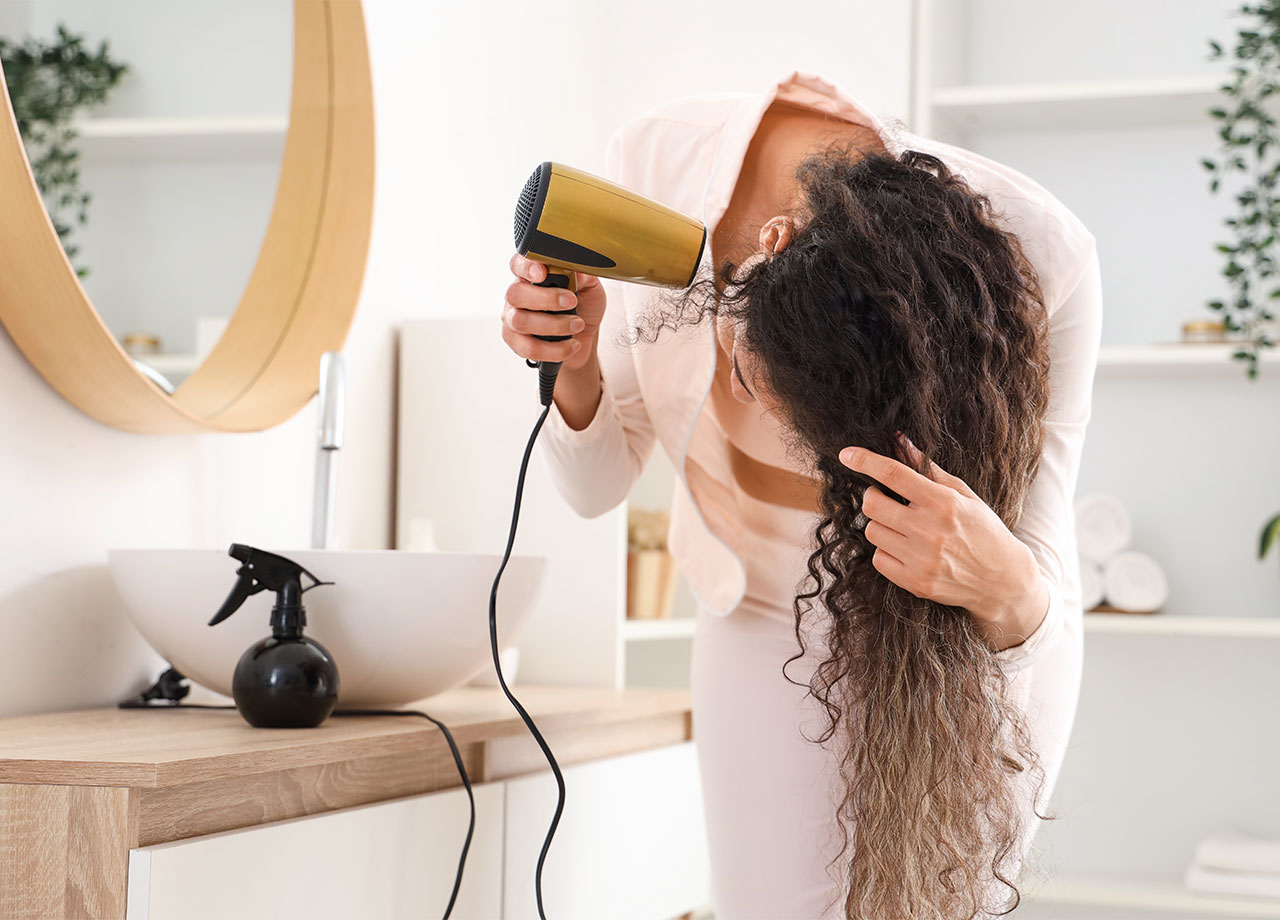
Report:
122,742,709,920
0,687,702,920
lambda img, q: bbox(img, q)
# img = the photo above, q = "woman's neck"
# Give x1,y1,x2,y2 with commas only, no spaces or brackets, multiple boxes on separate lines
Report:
713,100,886,271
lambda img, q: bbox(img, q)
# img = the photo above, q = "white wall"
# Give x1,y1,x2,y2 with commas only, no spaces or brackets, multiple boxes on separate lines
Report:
0,0,911,717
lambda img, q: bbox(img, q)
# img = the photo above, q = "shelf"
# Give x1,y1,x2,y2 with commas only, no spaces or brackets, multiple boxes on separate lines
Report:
1096,344,1280,373
1084,613,1280,638
71,116,288,160
622,618,696,641
931,75,1227,132
1030,873,1280,917
131,353,201,375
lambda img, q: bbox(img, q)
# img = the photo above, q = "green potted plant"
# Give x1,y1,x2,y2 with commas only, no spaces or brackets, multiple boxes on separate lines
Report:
1264,514,1280,570
1203,2,1280,581
0,23,127,277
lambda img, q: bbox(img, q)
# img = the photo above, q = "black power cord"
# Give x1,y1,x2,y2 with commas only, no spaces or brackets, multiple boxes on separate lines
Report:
121,404,566,919
487,403,565,920
331,708,474,919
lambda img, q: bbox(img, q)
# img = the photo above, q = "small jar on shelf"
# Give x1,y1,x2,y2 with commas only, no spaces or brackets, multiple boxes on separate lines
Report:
121,331,162,356
626,507,678,620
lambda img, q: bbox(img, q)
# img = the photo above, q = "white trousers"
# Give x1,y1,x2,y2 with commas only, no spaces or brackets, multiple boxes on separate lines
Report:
690,600,1083,920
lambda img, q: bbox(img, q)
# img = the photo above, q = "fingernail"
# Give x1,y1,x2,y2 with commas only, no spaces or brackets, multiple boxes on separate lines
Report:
571,340,582,352
559,293,574,308
839,448,853,464
570,318,586,332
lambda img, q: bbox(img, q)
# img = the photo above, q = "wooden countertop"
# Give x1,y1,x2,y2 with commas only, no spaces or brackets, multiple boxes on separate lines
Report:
0,686,695,918
0,685,692,788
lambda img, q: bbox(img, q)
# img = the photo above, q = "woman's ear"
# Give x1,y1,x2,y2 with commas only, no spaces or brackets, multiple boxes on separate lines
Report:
760,215,795,259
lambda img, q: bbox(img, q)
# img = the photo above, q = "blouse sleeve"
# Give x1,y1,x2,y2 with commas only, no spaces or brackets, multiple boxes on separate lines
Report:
994,232,1103,675
535,125,660,519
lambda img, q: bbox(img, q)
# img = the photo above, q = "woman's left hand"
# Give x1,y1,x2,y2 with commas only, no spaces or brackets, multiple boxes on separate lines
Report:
837,434,1048,650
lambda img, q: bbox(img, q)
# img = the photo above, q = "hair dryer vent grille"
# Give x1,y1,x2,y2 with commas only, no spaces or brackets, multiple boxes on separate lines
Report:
514,165,543,247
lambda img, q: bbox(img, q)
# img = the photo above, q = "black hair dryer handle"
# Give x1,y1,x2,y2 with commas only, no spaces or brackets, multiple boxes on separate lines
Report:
531,262,580,406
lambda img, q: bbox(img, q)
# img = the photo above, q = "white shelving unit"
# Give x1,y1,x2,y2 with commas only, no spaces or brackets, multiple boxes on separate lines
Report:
1031,874,1280,918
132,353,200,376
931,75,1229,133
61,114,285,359
913,4,1280,919
73,116,287,159
1084,612,1280,638
622,617,697,642
1097,344,1280,370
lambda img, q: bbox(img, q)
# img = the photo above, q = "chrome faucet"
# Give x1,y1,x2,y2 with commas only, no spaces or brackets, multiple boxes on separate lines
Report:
311,351,345,549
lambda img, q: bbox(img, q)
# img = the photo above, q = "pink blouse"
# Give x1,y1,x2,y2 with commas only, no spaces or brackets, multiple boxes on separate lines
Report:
535,70,1102,673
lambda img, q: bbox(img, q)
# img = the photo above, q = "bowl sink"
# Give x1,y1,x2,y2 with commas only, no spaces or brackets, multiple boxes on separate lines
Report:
108,548,545,707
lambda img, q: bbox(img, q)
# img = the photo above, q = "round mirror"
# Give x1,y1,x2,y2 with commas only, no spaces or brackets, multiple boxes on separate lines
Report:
0,0,374,433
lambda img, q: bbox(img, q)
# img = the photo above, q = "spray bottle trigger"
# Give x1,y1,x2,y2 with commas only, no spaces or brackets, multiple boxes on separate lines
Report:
208,568,264,626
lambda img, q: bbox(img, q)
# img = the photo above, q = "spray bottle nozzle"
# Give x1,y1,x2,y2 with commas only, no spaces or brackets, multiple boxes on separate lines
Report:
208,543,333,636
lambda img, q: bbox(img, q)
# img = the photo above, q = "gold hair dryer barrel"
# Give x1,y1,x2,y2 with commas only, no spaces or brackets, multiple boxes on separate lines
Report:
513,161,707,405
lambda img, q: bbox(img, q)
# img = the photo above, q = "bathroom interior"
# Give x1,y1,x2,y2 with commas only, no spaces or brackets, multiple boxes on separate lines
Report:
0,0,1278,918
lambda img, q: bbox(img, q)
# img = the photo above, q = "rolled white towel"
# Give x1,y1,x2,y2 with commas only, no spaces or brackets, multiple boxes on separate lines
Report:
1075,493,1132,564
1103,550,1169,613
1194,830,1280,875
1078,556,1106,610
1185,863,1280,900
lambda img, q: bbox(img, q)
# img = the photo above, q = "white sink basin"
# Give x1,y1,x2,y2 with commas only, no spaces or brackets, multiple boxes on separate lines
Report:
108,548,545,707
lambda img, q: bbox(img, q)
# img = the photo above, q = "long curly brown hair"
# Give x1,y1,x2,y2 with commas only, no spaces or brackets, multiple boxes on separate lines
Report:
632,141,1053,919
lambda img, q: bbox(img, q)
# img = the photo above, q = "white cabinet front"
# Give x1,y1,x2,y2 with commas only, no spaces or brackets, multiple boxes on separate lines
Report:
503,742,710,920
126,782,504,920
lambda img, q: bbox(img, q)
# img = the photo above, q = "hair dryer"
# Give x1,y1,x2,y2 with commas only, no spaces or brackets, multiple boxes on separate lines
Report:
513,161,707,406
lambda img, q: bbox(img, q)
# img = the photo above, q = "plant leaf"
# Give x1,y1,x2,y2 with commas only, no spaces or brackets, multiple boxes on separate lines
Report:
1260,512,1280,560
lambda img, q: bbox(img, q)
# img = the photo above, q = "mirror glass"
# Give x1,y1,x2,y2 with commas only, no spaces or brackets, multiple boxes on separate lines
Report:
0,0,292,389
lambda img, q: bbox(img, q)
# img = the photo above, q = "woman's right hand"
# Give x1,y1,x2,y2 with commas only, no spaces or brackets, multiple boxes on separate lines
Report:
502,253,607,373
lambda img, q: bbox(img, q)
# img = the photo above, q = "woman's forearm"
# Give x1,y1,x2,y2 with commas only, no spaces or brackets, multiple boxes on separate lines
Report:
551,345,603,431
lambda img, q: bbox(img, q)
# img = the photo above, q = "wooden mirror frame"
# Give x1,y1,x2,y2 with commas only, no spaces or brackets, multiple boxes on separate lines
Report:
0,0,374,433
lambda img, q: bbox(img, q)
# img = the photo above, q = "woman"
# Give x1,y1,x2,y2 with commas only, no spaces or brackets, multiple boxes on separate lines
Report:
501,71,1100,920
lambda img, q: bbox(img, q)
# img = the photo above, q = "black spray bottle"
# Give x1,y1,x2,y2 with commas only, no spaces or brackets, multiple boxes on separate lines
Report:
208,543,340,728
